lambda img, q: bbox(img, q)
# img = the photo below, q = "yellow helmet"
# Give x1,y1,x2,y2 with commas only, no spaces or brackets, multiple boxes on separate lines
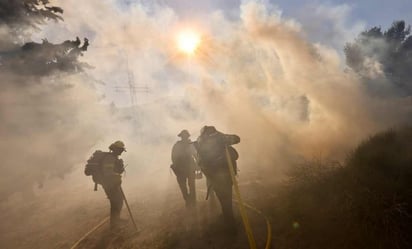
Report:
109,140,126,151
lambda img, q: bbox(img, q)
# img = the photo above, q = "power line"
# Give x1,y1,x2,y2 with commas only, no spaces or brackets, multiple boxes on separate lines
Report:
112,54,150,106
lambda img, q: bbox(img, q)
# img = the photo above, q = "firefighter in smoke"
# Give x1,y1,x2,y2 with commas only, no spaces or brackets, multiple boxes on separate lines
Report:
171,130,198,207
195,126,240,229
85,140,126,230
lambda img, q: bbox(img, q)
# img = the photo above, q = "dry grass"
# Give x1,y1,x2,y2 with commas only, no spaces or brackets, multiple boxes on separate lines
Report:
264,126,412,249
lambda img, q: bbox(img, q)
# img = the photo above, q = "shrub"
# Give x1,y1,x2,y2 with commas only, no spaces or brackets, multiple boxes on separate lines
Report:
271,127,412,249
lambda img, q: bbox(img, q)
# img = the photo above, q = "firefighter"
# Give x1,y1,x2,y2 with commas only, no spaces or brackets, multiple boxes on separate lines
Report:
85,140,126,230
171,130,198,207
195,126,240,229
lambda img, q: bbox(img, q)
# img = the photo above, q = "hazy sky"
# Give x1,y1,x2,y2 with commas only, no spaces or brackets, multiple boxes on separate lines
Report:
118,0,412,49
34,0,412,110
155,0,412,25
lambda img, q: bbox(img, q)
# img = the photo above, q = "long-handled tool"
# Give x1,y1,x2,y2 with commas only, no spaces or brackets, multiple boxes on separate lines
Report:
225,146,257,249
119,186,138,231
205,183,213,200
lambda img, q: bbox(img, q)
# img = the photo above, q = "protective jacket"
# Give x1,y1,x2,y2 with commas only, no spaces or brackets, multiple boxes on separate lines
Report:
195,131,240,175
171,140,197,176
85,151,124,189
195,130,240,226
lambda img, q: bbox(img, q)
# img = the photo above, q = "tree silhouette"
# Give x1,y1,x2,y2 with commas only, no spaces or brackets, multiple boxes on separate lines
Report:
0,0,89,76
0,1,94,199
0,0,63,46
345,20,412,96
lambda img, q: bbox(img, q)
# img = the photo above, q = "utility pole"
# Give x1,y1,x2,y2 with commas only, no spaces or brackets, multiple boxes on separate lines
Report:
113,56,150,107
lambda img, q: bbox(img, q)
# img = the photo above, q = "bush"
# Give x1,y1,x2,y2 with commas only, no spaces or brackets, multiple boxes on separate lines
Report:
270,127,412,249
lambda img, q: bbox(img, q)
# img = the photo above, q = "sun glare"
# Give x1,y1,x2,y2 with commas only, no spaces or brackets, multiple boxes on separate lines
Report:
177,30,200,55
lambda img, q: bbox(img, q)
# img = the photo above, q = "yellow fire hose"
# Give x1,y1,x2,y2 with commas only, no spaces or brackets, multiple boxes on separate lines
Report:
70,150,272,249
70,190,272,249
225,147,257,249
242,202,272,249
69,216,110,249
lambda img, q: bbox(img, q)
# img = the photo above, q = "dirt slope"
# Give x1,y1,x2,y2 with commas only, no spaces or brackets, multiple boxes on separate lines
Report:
1,170,272,249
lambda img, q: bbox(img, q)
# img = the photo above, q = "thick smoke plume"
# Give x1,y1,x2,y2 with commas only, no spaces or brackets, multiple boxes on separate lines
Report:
0,0,411,239
1,0,412,205
0,73,106,197
2,1,412,248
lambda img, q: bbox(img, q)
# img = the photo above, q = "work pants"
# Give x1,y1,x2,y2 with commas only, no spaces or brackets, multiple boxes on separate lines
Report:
176,171,196,206
206,169,235,225
103,185,124,229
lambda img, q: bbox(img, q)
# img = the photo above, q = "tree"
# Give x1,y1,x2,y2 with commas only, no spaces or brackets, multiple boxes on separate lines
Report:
345,20,412,96
1,37,90,76
0,0,63,47
0,0,89,76
0,1,95,199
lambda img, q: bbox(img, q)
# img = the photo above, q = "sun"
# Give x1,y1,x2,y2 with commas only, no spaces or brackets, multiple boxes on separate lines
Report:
177,30,201,55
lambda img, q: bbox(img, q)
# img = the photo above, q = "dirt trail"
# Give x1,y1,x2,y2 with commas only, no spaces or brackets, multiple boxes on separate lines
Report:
0,169,273,249
73,178,271,249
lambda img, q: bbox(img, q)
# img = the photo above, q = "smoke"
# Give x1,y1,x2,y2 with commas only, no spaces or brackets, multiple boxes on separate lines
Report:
0,72,106,198
1,0,412,233
295,3,366,50
2,1,412,247
2,0,412,199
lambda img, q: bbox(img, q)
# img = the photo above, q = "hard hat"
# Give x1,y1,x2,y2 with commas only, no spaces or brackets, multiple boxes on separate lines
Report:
109,140,126,151
200,125,216,135
178,129,190,138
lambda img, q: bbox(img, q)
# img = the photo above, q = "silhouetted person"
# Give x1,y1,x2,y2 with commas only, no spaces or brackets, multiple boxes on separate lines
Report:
85,141,126,230
171,130,198,207
195,126,240,229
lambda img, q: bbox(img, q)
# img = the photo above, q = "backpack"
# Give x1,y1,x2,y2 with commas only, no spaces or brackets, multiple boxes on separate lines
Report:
197,134,226,167
84,150,110,190
197,134,239,174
